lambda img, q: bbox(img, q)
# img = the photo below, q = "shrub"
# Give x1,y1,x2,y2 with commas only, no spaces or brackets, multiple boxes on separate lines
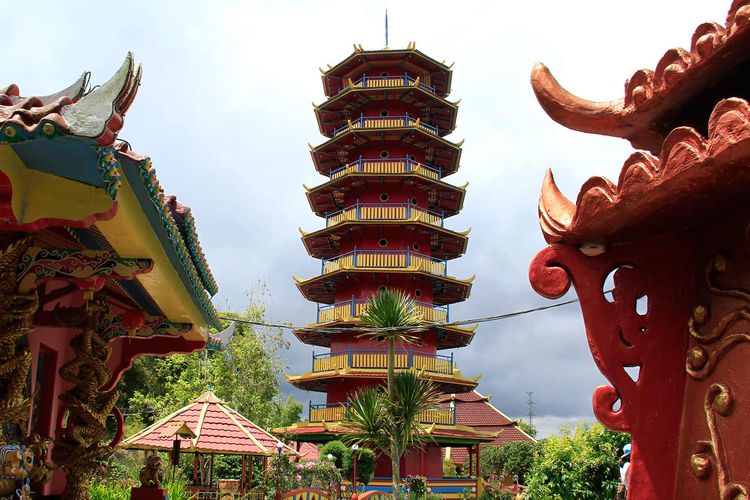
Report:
401,475,427,498
442,458,458,477
320,440,349,470
524,422,629,499
343,447,377,486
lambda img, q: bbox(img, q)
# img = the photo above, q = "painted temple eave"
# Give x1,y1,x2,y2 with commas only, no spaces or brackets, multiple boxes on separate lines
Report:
320,46,453,97
0,54,221,336
300,221,470,260
305,175,467,217
292,321,478,350
286,369,481,393
537,97,750,247
295,270,474,305
531,3,750,155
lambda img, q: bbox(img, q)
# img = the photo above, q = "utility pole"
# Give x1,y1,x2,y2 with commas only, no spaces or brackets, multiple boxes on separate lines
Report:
526,391,535,428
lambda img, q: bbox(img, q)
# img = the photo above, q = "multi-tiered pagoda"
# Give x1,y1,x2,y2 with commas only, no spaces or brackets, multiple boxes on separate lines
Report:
279,44,495,485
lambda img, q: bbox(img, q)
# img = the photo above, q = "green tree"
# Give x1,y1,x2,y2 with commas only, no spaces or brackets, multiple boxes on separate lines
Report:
119,291,302,432
516,420,538,438
498,441,540,484
524,422,629,499
476,446,504,478
359,288,423,491
341,371,441,496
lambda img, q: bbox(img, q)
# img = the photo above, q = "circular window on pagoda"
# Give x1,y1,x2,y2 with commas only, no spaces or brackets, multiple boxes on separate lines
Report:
411,197,418,205
380,193,389,201
378,286,387,293
408,154,417,161
413,242,421,251
380,71,389,77
414,289,422,298
380,110,389,117
380,150,389,159
378,238,388,247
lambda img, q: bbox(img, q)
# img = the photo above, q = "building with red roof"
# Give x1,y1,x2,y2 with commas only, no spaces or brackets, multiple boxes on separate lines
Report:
440,390,536,467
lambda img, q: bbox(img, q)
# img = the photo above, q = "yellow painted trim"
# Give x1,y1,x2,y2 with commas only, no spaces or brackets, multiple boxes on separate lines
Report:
0,145,113,225
95,171,208,340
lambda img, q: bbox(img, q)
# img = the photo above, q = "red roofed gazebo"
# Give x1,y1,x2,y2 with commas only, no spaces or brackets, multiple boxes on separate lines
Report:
123,389,297,495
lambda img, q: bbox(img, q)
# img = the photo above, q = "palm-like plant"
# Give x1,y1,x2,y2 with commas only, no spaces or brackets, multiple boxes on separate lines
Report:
342,372,442,496
355,289,431,494
359,288,423,400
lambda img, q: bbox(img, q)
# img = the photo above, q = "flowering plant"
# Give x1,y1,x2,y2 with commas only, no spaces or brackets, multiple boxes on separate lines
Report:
401,475,428,498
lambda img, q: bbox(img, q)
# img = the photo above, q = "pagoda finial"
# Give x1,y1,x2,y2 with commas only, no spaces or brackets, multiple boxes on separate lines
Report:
385,9,389,47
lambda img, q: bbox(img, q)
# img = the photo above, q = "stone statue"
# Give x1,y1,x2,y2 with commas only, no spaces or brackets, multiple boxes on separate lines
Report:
139,455,163,488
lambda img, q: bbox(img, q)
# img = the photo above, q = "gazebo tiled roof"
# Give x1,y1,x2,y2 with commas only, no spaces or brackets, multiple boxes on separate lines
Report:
123,389,297,456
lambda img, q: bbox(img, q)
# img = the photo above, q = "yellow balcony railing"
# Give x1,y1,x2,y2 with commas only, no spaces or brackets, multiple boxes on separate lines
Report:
333,115,439,137
311,349,454,375
321,250,447,277
316,299,449,324
325,202,444,229
329,158,442,181
309,402,456,425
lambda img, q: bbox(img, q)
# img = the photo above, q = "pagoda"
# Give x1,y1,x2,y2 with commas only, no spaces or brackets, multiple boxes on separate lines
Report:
279,44,495,486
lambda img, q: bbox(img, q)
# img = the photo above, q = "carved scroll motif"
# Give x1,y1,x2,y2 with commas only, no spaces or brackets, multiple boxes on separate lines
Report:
98,312,192,339
687,252,750,497
17,247,152,293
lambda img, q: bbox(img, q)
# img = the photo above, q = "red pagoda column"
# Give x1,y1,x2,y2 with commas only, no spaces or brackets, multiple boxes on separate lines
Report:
284,44,492,480
528,2,750,498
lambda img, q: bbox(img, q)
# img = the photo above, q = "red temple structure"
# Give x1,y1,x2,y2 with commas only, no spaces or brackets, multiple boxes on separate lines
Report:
440,391,536,469
528,1,750,498
278,44,495,491
0,54,220,498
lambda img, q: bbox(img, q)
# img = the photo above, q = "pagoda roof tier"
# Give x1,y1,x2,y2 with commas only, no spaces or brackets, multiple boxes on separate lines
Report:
286,353,480,393
531,1,750,155
0,53,220,334
300,219,469,261
314,83,458,137
293,318,477,350
294,255,474,305
305,159,466,216
320,45,453,98
274,421,497,446
310,124,462,177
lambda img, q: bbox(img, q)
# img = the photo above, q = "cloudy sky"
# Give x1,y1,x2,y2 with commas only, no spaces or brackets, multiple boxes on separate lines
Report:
7,1,729,437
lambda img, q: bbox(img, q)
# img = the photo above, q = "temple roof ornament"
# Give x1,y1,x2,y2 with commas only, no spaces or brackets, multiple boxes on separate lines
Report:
1,53,140,146
531,1,750,154
538,97,750,246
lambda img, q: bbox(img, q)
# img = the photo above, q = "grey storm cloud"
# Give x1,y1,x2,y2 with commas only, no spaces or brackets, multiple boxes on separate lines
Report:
4,0,729,437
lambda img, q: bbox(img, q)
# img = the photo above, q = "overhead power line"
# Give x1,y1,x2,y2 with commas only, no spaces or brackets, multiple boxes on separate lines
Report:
217,293,591,335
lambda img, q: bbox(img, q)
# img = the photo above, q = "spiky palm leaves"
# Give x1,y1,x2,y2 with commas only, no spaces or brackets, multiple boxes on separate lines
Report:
352,289,436,495
342,372,441,496
359,288,423,399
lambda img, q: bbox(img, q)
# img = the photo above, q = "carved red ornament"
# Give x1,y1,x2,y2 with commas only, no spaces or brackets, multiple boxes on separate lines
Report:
529,1,750,497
